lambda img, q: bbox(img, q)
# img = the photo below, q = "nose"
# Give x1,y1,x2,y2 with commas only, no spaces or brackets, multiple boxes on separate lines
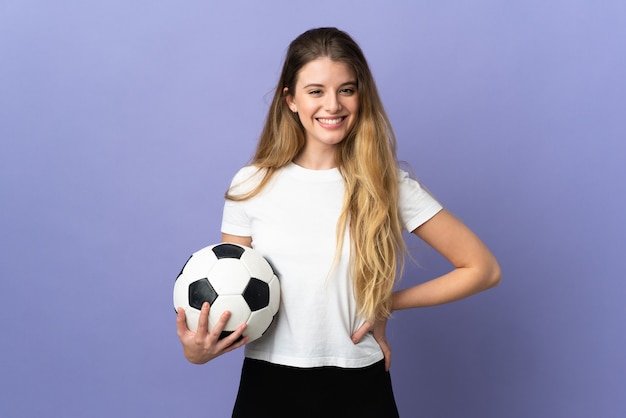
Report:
324,93,342,114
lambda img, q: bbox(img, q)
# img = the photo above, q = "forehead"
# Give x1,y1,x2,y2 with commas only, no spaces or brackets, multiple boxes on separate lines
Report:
295,57,356,86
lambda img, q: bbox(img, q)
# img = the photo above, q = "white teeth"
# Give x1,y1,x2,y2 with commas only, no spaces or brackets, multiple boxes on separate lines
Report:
318,117,343,124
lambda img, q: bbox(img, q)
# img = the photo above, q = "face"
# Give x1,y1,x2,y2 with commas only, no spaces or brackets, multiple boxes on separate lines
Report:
285,57,359,151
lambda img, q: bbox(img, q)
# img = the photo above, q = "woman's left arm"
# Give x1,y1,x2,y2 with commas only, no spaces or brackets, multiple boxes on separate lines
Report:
393,209,501,310
352,209,500,369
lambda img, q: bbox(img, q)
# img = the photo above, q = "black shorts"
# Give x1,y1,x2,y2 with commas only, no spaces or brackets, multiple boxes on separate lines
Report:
232,357,399,418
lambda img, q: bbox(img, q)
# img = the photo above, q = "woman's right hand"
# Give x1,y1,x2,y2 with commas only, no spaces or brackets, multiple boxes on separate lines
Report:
176,302,248,364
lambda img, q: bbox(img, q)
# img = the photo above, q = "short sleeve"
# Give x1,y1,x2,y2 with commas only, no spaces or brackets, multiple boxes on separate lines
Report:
220,166,263,237
397,169,443,232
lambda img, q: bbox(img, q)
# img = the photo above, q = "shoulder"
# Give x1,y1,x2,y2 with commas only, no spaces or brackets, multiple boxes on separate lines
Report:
396,167,438,200
232,165,263,180
396,167,425,191
228,165,266,192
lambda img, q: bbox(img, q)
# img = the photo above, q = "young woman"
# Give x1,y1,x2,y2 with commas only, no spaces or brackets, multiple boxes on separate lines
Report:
176,27,501,417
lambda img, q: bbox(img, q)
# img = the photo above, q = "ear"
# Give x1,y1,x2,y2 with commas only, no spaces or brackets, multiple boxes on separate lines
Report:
284,87,297,113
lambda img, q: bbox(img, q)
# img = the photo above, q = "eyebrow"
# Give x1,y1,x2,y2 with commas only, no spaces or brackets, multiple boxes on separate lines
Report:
302,81,358,89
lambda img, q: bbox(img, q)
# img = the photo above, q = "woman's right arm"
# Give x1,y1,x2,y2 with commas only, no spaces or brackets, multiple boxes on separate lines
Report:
176,302,248,364
175,234,253,363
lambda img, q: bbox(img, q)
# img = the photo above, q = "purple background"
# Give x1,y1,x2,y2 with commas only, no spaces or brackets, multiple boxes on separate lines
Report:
1,1,625,417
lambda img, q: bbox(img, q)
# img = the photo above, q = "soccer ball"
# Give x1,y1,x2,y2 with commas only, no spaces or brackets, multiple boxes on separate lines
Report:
173,243,280,343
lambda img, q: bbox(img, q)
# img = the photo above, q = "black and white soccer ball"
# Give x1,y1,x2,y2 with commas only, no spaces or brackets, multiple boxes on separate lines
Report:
173,243,280,343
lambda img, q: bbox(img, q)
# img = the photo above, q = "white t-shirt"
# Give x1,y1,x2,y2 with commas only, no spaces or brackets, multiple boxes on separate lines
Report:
221,162,442,368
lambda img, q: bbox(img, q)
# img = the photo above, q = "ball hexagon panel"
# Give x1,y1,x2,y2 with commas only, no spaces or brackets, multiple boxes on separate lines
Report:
183,307,201,333
244,308,276,341
173,274,190,311
240,250,275,282
179,250,218,279
207,258,251,295
268,276,280,315
208,294,252,332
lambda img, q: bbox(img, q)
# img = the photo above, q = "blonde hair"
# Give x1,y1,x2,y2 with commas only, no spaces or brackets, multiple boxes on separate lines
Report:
226,27,406,321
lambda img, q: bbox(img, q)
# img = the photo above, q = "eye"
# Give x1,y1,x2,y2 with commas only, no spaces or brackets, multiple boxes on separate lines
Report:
308,90,322,96
340,87,356,95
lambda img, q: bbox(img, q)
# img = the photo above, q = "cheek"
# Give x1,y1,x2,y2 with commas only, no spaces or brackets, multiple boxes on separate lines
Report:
301,103,319,119
349,102,360,120
348,98,360,115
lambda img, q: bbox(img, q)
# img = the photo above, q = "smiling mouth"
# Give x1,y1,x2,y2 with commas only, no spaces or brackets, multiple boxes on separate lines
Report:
316,117,346,125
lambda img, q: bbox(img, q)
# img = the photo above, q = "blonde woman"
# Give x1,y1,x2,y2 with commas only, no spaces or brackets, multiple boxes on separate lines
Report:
176,27,501,417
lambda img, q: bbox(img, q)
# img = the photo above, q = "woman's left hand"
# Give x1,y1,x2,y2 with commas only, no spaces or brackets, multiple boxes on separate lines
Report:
351,317,392,371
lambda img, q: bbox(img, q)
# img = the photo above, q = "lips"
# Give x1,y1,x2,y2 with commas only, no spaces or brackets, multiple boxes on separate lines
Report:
316,116,346,125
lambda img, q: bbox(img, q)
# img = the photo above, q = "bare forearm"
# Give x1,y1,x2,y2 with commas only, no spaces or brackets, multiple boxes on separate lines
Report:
396,209,502,310
392,264,501,310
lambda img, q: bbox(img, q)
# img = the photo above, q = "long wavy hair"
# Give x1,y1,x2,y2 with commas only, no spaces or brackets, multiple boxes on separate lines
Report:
226,27,406,321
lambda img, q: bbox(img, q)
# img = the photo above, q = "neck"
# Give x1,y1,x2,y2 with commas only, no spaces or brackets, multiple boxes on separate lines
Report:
293,145,337,170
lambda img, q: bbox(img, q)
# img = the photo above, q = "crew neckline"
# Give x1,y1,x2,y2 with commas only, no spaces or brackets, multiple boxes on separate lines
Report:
285,162,342,182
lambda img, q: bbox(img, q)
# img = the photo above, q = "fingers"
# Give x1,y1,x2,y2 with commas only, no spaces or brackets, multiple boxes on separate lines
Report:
379,341,392,371
210,307,230,336
176,307,188,338
176,302,249,364
220,322,249,352
194,302,211,337
213,311,248,343
202,311,248,355
351,321,372,344
189,302,246,344
350,319,393,370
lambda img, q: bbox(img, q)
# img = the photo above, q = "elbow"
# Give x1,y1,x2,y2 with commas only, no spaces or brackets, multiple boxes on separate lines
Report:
485,259,502,289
